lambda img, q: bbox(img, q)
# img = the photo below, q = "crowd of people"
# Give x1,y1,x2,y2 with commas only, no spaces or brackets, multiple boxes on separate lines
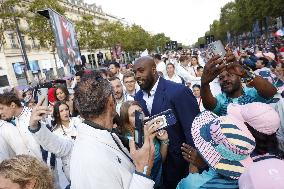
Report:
0,39,284,189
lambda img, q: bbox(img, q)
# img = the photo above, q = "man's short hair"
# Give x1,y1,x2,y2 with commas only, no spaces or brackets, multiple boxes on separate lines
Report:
0,92,21,107
122,71,135,82
192,84,201,89
166,63,175,68
153,54,161,60
109,61,120,68
74,71,112,119
108,76,121,82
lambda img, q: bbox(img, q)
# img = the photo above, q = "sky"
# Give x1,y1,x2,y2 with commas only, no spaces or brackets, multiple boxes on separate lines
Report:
85,0,233,45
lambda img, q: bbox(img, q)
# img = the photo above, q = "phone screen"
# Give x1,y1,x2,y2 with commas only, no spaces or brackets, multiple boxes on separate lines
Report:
134,111,144,148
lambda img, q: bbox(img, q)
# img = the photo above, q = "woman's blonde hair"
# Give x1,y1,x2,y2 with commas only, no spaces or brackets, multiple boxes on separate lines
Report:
0,155,54,189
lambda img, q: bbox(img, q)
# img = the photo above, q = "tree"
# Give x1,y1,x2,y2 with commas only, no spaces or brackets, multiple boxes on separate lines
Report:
150,33,170,53
27,0,65,48
125,24,151,52
76,15,103,52
98,21,126,49
0,0,25,49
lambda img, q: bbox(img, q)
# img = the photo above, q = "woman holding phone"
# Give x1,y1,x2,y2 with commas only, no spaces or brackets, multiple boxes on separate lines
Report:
120,101,169,189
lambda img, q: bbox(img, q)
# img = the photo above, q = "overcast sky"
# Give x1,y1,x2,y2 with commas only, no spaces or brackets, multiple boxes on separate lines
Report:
85,0,232,45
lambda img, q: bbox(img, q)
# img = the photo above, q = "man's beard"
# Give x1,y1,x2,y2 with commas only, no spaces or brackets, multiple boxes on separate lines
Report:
140,74,154,91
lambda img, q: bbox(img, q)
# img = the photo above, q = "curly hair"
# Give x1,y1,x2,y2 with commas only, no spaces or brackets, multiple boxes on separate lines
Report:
0,155,54,189
74,70,112,119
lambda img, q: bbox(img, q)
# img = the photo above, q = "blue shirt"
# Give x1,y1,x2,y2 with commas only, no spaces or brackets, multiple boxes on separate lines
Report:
176,168,238,189
214,87,270,116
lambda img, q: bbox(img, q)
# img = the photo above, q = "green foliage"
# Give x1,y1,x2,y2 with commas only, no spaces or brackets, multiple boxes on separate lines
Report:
75,15,103,52
98,21,127,49
0,0,24,48
197,0,284,44
27,0,65,49
1,0,171,53
151,33,170,52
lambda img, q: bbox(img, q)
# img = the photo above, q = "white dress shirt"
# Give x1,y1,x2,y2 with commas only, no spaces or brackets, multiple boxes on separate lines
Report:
116,93,134,114
0,121,16,162
1,107,42,159
52,117,82,188
164,74,182,84
189,65,198,77
176,64,196,83
1,107,62,188
143,77,160,113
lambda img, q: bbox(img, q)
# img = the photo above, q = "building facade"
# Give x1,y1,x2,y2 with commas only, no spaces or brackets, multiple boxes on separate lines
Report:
0,0,120,90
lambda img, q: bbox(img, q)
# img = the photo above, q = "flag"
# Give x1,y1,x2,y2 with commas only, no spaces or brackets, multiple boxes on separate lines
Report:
274,28,284,37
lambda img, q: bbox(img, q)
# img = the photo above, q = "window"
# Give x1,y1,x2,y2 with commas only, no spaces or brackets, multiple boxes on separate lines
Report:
0,75,9,87
7,33,17,48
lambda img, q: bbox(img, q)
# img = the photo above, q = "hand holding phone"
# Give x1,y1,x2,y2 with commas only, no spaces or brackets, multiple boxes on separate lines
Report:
29,97,50,129
208,40,227,59
134,111,144,148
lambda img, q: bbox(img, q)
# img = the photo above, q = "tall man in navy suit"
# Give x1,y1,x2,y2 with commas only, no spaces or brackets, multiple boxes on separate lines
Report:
133,57,200,189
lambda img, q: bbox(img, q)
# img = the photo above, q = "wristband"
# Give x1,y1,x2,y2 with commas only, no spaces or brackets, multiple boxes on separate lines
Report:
161,139,170,145
241,69,256,84
135,165,149,177
28,122,41,133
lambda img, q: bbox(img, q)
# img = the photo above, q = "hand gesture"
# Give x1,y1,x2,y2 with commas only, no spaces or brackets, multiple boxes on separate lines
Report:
224,52,247,78
201,55,226,85
29,97,50,129
129,122,160,176
181,143,207,169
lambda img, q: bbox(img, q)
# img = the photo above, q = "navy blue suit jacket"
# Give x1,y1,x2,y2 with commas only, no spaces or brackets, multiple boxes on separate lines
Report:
134,77,200,185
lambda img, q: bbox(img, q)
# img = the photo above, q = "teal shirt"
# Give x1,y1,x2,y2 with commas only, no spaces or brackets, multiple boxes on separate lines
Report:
213,87,270,116
125,133,162,188
176,168,238,189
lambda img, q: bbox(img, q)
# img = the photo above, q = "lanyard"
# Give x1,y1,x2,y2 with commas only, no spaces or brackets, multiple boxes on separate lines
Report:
198,97,202,107
83,120,133,163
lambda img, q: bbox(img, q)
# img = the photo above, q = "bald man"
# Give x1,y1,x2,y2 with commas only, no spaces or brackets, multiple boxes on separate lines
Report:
133,56,200,189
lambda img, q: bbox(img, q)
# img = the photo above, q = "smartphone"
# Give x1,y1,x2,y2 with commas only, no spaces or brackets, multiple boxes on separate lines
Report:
144,109,177,132
208,40,226,59
37,88,48,107
134,110,144,148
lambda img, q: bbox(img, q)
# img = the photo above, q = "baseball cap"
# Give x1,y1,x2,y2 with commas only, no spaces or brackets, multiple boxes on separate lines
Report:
227,102,280,135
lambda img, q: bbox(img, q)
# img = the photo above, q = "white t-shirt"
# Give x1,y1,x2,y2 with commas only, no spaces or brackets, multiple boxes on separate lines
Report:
189,65,198,77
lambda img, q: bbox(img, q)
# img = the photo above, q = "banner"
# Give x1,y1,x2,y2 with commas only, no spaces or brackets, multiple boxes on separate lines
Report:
48,9,81,72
